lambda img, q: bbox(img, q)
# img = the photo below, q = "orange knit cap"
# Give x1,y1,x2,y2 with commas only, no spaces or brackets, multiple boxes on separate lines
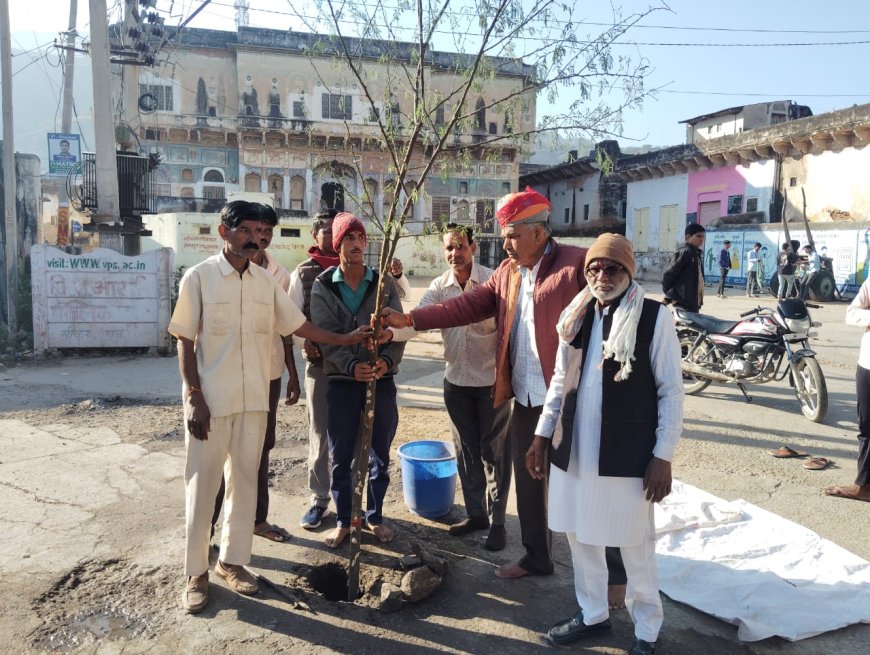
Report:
496,187,551,227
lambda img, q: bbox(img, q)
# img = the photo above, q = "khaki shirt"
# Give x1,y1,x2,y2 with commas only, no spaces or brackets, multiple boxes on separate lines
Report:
261,251,293,380
168,252,305,417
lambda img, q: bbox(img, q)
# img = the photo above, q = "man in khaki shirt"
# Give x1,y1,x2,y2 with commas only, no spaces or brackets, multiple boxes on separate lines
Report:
169,200,370,613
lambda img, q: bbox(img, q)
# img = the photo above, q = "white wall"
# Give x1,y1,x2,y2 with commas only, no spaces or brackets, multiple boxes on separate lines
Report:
626,174,689,252
802,147,870,222
31,246,173,353
740,159,776,217
541,173,600,229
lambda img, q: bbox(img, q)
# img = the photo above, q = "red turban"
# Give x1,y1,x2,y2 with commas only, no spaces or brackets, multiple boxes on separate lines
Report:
496,187,551,227
332,212,366,246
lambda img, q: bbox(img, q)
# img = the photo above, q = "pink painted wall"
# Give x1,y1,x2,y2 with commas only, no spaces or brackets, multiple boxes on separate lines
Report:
687,166,748,224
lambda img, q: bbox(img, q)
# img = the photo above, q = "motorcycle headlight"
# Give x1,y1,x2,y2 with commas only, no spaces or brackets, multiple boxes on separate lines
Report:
785,317,811,333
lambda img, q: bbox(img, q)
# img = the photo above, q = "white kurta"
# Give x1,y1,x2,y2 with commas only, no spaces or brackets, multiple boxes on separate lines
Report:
535,303,684,547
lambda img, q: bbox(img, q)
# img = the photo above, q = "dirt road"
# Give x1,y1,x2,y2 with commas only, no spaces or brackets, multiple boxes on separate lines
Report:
1,284,869,654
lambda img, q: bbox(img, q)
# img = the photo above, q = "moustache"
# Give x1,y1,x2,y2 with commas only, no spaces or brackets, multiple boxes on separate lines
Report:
242,242,259,250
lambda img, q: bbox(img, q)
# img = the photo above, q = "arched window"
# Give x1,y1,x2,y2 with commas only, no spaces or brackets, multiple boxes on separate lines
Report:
363,178,378,219
204,169,224,183
488,122,497,135
244,173,261,192
180,186,195,198
181,168,194,182
475,97,485,131
268,175,284,208
457,199,471,224
382,180,395,221
290,175,305,211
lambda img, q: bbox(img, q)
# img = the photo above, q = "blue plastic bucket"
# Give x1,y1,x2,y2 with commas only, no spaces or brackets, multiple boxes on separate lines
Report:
397,440,458,519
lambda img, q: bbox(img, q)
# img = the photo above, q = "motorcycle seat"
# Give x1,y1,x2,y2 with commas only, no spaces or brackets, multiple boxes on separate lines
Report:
674,308,741,334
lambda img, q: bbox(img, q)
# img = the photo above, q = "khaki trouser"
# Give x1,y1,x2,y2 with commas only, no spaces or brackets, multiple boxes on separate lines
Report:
184,411,267,576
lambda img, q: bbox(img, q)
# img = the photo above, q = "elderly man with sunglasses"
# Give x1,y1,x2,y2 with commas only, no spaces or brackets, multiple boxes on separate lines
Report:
526,234,684,655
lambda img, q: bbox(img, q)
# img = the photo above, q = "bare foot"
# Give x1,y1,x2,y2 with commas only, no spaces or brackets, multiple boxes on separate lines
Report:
608,584,627,609
495,562,530,579
825,484,870,503
368,523,395,543
324,527,350,549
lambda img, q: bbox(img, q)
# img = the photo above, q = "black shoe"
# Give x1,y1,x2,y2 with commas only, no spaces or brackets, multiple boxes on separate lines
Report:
448,516,489,536
484,524,506,551
629,638,656,655
546,612,611,645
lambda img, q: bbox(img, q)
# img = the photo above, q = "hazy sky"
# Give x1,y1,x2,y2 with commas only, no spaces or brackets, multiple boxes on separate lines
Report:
8,0,870,148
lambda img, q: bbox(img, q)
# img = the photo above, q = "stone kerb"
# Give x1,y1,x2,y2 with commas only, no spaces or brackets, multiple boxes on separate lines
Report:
30,246,174,353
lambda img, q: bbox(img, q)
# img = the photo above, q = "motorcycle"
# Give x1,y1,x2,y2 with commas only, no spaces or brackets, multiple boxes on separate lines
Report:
674,298,828,422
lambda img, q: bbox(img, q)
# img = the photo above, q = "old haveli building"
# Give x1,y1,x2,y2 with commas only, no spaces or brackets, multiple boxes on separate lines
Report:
113,26,535,234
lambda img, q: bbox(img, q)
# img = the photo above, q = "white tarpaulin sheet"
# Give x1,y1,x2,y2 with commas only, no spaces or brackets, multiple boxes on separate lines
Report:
654,481,870,641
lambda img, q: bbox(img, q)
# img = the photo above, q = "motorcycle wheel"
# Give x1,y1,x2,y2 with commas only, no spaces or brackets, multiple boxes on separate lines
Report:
679,331,714,395
791,356,828,423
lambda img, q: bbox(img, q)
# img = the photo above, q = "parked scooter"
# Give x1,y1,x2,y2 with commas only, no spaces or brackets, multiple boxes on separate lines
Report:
674,298,827,422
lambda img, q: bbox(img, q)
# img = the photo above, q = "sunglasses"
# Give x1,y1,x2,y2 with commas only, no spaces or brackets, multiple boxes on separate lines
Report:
585,263,625,278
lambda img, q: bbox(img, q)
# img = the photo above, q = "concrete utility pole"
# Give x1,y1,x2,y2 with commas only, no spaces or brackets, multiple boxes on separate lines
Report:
61,0,78,133
88,0,119,224
0,0,18,331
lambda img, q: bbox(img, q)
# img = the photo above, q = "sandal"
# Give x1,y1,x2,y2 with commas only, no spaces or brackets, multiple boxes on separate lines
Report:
803,457,831,470
254,522,291,542
769,446,808,458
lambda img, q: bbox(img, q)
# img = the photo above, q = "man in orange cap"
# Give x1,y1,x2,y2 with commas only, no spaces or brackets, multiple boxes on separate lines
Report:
382,189,625,592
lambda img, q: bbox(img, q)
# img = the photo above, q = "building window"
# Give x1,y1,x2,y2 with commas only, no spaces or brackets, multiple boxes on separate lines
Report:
181,168,194,182
727,195,743,215
245,173,261,192
180,186,195,198
771,113,786,124
290,175,305,211
746,197,759,212
431,196,451,226
476,199,495,227
435,106,445,126
322,93,352,120
583,204,590,221
203,169,224,183
390,102,401,127
144,128,162,141
457,199,471,224
363,178,378,218
139,83,173,111
293,101,306,118
199,226,211,235
280,228,301,238
790,177,798,187
502,182,511,193
459,181,468,194
564,208,570,224
368,107,380,122
475,97,485,131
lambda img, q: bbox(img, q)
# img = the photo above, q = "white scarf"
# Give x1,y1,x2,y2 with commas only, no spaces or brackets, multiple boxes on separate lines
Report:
556,281,645,381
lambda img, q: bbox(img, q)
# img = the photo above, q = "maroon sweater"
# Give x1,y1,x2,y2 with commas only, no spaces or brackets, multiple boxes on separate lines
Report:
412,239,587,406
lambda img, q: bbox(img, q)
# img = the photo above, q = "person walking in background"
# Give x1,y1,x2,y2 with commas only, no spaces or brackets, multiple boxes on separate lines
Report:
825,276,870,503
389,257,412,299
662,223,705,312
777,243,798,301
746,243,762,297
800,245,821,301
717,240,731,298
288,210,339,530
